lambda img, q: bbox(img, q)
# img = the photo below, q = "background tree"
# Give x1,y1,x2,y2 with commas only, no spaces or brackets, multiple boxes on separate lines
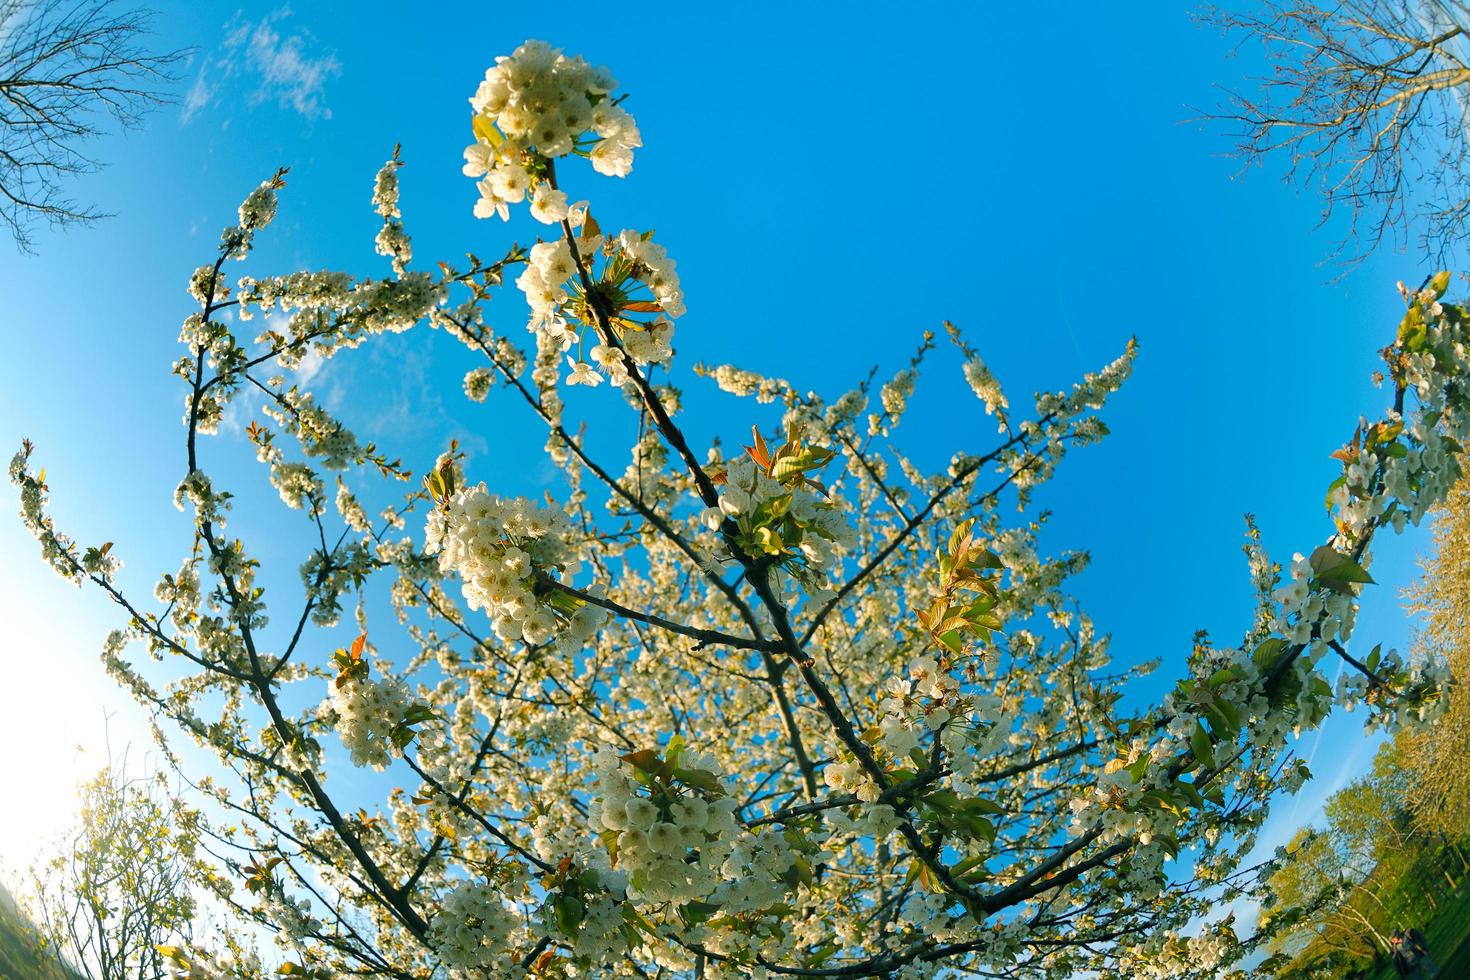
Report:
1213,0,1470,263
1400,477,1470,837
1258,827,1385,974
26,754,204,980
1257,736,1469,977
9,39,1465,979
0,0,183,250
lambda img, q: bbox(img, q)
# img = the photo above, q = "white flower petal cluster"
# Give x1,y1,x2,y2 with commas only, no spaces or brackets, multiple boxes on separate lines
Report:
822,756,883,803
160,943,266,979
716,453,856,570
877,654,1008,785
963,354,1008,428
517,239,577,336
1118,920,1236,979
260,889,319,951
587,748,796,916
872,368,918,434
463,366,492,402
516,226,685,386
371,154,412,274
320,665,411,770
705,363,789,403
616,229,686,319
464,41,637,221
238,183,278,229
427,481,604,646
429,880,520,978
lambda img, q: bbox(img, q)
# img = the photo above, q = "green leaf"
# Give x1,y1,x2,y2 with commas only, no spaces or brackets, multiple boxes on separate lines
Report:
972,549,1003,571
471,113,503,147
1203,701,1238,741
621,749,663,775
1324,474,1346,515
1309,545,1374,592
672,767,724,796
1253,637,1289,670
548,894,584,934
958,814,996,843
401,704,437,725
678,900,720,927
1190,722,1216,770
957,795,1004,815
1176,780,1204,810
951,853,988,877
923,789,962,812
1428,270,1452,300
665,733,686,766
806,943,839,966
1216,697,1241,733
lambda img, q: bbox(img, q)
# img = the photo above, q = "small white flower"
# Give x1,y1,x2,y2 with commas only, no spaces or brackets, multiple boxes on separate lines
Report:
530,183,569,224
566,358,603,387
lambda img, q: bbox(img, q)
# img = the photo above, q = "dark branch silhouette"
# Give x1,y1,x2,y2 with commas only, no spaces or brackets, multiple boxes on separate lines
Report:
0,0,185,250
1210,0,1470,265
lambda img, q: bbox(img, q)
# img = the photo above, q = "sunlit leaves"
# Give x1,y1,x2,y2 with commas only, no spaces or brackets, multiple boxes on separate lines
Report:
742,422,836,495
917,518,1004,656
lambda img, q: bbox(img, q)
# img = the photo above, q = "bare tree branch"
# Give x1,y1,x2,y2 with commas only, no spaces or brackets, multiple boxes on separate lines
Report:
1209,0,1470,264
0,0,185,250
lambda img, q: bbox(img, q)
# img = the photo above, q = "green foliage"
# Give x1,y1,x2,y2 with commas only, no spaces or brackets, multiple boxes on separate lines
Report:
916,518,1003,656
0,883,84,980
26,760,203,980
1262,737,1470,977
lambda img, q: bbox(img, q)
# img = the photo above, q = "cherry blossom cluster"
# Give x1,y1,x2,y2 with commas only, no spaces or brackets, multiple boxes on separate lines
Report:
11,442,87,583
876,654,1008,784
1004,340,1137,496
259,888,320,952
587,748,747,909
712,451,855,580
822,754,883,804
579,744,815,958
160,943,266,979
371,152,411,275
700,362,790,403
515,222,686,387
462,366,492,402
425,481,596,646
1116,920,1235,979
429,880,523,977
319,662,413,770
963,354,1008,426
463,40,638,222
871,367,917,435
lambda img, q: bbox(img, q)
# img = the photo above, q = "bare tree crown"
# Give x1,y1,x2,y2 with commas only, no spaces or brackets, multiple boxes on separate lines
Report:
0,0,183,250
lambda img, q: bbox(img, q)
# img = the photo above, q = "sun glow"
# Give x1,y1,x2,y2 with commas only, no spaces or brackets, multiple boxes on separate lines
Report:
0,524,151,885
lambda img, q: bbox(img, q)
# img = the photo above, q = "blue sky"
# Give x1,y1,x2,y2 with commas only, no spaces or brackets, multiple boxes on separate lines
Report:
0,0,1441,924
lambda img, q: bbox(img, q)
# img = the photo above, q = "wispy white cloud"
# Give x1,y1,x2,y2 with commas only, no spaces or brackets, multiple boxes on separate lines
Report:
294,349,326,385
182,10,341,124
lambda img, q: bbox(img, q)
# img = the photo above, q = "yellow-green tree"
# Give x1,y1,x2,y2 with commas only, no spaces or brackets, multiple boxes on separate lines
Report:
1402,478,1470,837
27,760,202,980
